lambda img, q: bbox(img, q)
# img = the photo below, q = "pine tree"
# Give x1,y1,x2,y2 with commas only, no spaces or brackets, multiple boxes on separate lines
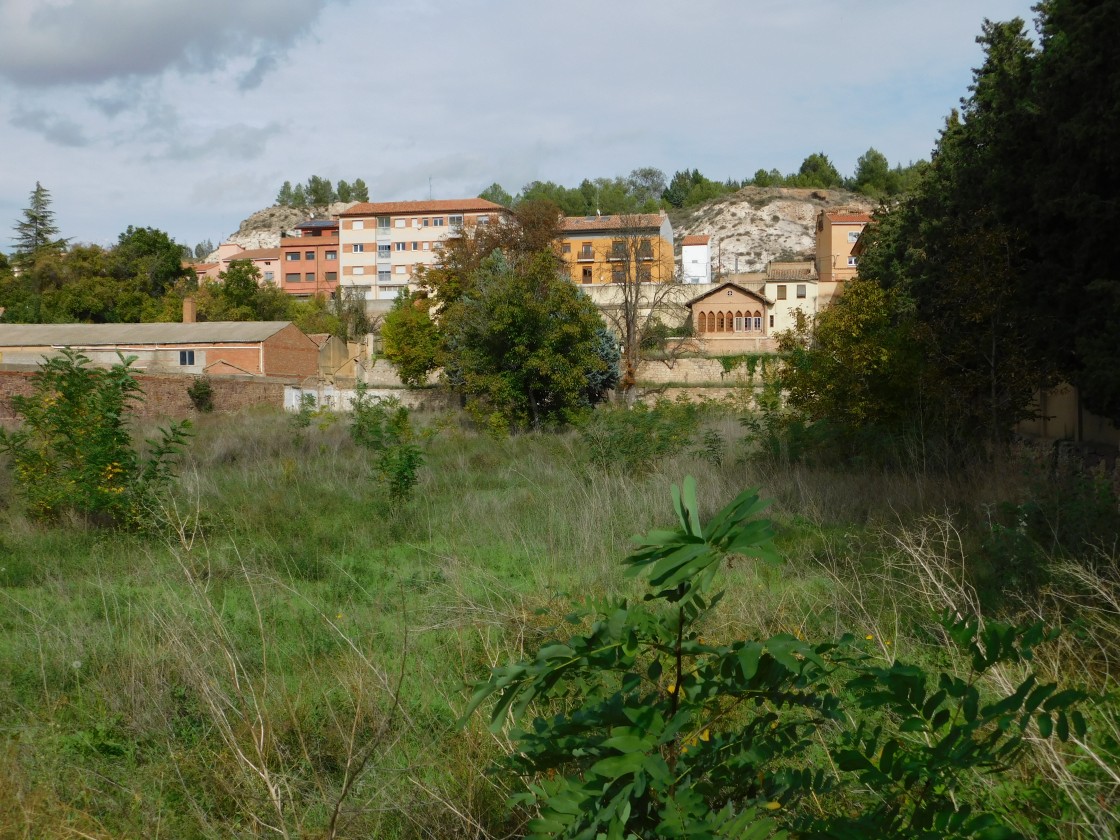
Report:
336,179,353,202
276,181,294,206
12,182,66,268
351,178,370,202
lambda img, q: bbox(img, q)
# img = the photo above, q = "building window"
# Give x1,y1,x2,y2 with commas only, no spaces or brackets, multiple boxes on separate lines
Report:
769,315,774,328
353,243,364,253
352,220,365,230
735,313,744,332
578,242,594,261
777,284,787,300
179,350,195,366
395,242,407,251
637,265,652,282
395,266,406,274
448,214,464,227
796,284,807,298
325,250,337,260
581,267,592,284
412,242,419,251
637,239,653,260
378,244,390,257
611,265,624,283
306,272,314,282
610,239,626,260
421,218,429,227
377,216,390,229
394,219,406,228
754,312,762,331
431,217,444,227
847,256,858,267
325,272,337,282
422,242,430,250
477,214,489,225
264,271,274,281
561,242,571,254
285,272,299,283
353,266,365,275
847,230,860,243
717,312,725,331
378,270,391,282
305,251,314,260
286,252,300,261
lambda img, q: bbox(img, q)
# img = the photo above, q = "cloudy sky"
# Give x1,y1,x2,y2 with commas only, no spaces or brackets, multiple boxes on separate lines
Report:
0,0,1038,252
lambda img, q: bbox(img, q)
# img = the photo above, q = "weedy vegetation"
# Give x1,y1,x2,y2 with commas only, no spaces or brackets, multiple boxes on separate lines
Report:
0,377,1116,839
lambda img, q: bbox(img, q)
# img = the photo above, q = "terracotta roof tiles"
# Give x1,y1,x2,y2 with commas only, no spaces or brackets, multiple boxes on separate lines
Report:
339,198,505,216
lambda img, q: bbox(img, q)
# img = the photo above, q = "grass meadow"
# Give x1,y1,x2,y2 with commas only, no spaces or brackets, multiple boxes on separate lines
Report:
0,405,1117,839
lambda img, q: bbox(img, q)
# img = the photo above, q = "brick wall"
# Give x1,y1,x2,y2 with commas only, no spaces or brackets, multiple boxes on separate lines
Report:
262,324,320,379
0,368,288,421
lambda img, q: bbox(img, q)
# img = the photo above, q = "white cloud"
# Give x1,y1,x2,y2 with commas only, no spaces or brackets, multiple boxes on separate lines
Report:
0,0,335,87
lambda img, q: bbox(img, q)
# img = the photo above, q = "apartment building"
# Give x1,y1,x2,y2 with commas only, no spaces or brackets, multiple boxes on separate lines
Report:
336,198,510,301
815,210,871,305
556,213,675,286
279,219,340,298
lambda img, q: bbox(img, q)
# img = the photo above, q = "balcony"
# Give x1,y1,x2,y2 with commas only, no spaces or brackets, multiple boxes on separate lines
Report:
576,249,595,262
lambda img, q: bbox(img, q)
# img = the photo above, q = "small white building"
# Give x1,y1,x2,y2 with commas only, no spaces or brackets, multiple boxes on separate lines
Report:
680,234,711,284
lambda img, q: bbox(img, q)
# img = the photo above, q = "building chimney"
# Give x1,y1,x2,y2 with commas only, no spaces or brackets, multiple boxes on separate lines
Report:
183,296,196,324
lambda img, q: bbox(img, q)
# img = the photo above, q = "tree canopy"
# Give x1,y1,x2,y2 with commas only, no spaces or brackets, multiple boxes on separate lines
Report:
12,182,67,270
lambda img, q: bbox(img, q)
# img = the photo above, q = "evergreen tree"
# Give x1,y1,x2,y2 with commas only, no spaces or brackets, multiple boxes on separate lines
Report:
478,182,514,208
306,175,334,206
351,178,370,202
852,148,892,197
291,184,308,208
794,152,842,188
12,182,66,269
335,179,353,203
276,181,294,206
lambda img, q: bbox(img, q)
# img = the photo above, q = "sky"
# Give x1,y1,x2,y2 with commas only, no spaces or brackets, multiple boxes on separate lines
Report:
0,0,1040,252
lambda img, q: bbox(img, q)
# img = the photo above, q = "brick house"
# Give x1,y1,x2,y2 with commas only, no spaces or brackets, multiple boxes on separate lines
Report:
0,322,319,380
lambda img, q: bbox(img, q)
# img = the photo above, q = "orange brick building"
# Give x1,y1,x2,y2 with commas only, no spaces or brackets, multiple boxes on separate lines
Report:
279,219,340,298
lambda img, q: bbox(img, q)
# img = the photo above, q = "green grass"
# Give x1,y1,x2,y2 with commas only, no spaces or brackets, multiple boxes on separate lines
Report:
0,407,1116,838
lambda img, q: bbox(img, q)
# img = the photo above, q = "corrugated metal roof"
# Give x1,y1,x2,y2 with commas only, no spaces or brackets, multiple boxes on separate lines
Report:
0,322,294,346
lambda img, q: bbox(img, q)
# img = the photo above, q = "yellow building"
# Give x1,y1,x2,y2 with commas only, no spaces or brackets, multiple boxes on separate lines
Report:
557,212,675,286
815,210,871,305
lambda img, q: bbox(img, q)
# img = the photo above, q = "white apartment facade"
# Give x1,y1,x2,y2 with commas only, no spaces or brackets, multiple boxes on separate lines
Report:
337,198,510,301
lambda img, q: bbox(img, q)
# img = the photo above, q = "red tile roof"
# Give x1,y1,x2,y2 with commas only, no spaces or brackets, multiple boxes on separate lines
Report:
338,198,505,216
681,235,710,246
223,248,280,262
824,211,872,224
557,213,665,233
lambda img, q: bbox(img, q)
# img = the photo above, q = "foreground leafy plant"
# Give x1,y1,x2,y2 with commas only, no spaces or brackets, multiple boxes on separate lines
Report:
463,478,1085,838
350,383,425,505
0,348,190,527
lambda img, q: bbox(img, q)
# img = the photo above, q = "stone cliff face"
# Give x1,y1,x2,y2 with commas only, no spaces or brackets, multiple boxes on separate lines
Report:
206,202,357,260
673,187,875,273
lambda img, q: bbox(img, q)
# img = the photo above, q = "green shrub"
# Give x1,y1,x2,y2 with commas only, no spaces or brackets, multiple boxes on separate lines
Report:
186,375,214,412
578,399,702,473
350,384,425,505
0,349,190,527
464,478,1086,839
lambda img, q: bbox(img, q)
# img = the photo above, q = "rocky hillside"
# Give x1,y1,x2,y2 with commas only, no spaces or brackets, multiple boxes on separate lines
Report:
211,189,874,274
206,202,358,259
672,187,876,273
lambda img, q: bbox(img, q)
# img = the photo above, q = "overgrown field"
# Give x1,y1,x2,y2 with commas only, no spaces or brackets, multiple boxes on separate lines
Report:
1,407,1117,838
